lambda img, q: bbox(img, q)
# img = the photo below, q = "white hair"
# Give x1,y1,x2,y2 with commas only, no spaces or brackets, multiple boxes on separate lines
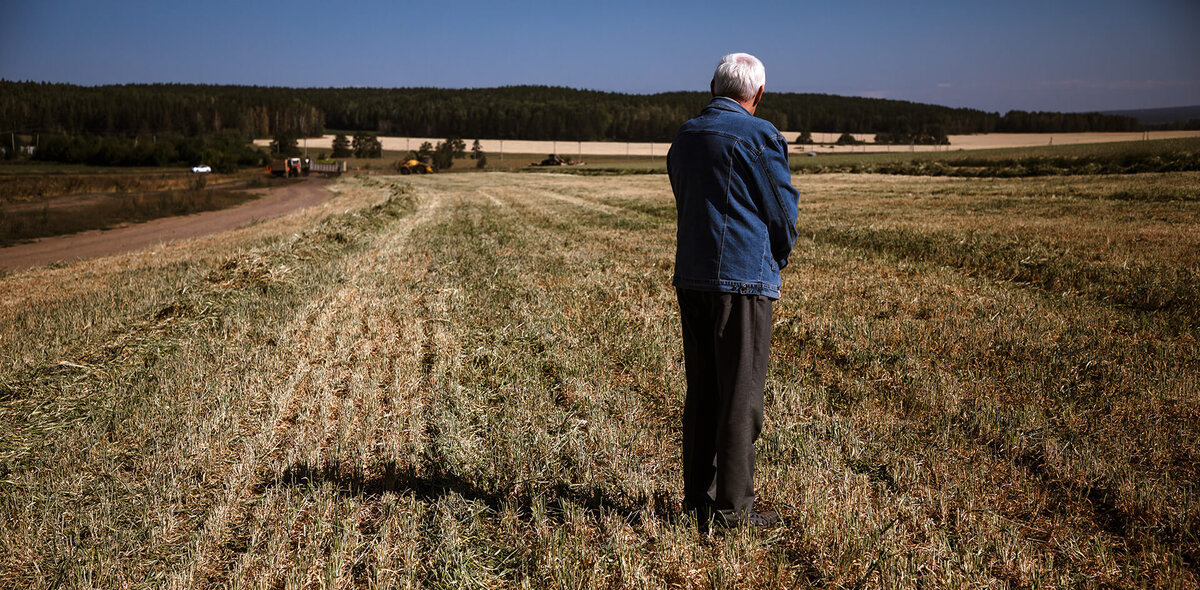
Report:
711,53,765,102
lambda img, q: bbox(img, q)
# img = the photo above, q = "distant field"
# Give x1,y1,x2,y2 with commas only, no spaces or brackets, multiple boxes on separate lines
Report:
255,136,674,159
272,133,1200,177
256,130,1200,158
1,167,1196,587
511,136,1200,177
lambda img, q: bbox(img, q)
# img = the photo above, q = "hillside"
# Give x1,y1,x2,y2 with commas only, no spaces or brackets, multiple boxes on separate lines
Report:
1101,105,1200,128
1,81,1139,143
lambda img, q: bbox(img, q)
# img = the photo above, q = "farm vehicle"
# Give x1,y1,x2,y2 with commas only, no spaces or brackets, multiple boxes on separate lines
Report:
269,158,346,177
308,160,347,175
531,154,585,166
397,159,434,174
269,157,305,177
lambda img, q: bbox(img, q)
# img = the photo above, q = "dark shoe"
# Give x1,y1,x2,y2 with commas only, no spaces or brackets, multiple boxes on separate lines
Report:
714,508,780,529
687,501,714,533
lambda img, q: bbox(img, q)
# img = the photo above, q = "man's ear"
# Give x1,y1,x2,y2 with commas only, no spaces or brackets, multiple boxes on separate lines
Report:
751,85,764,108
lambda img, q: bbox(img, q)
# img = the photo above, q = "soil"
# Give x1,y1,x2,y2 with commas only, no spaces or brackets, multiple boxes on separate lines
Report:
0,177,332,271
1,179,251,214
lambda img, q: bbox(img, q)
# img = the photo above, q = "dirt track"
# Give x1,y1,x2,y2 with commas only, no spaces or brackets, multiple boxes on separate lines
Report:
0,177,332,272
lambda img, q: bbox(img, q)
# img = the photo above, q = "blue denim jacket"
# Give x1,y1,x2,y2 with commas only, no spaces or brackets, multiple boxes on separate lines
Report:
668,97,800,299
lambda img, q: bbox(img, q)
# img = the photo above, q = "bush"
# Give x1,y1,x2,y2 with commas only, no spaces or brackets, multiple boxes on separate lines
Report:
836,133,862,145
32,133,266,170
432,139,455,171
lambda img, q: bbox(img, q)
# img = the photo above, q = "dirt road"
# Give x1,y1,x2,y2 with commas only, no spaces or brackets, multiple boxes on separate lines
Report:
0,177,333,272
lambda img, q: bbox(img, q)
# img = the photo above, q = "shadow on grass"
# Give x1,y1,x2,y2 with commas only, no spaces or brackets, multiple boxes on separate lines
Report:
263,460,679,523
258,460,829,586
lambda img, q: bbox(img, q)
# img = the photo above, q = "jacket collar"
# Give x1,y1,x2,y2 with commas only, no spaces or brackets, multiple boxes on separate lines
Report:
707,96,752,116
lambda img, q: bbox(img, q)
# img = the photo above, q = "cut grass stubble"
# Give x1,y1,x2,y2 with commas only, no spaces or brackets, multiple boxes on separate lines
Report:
0,170,1197,587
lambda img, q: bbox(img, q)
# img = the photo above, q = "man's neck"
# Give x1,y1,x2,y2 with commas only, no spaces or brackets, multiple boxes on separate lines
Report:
714,95,756,115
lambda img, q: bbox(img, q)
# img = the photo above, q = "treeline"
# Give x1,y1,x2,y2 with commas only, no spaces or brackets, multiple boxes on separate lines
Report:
1,81,1140,142
32,131,266,172
1,82,322,137
1147,119,1200,131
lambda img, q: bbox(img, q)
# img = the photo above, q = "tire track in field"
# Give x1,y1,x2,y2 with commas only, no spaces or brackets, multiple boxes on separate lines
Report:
488,181,626,225
180,175,668,586
475,174,631,219
536,186,623,216
477,189,508,210
447,176,683,506
177,186,442,587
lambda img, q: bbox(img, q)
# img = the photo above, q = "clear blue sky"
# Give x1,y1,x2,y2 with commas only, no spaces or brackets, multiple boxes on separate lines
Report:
2,0,1197,113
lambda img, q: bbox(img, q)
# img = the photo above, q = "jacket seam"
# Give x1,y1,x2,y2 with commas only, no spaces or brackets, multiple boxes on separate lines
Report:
717,155,732,275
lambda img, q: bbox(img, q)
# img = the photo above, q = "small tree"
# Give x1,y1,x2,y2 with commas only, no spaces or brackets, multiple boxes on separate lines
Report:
365,136,382,158
448,137,466,159
351,133,367,157
204,149,238,173
432,140,454,170
352,133,382,158
331,134,352,158
929,126,950,145
835,132,861,145
270,130,300,156
471,139,483,160
417,142,434,163
796,131,813,145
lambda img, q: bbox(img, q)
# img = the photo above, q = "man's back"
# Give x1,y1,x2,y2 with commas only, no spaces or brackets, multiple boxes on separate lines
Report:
668,96,800,300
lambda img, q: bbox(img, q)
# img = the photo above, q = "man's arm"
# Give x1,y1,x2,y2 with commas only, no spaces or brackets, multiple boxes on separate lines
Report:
755,134,800,269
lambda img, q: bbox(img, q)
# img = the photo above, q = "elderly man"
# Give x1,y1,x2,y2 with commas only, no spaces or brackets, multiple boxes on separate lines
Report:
668,53,800,530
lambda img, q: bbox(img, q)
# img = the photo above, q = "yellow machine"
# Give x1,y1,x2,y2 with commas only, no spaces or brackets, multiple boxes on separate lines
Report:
397,159,433,174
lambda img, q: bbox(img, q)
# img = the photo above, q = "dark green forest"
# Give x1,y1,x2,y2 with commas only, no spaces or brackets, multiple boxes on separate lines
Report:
2,81,1141,145
30,132,267,172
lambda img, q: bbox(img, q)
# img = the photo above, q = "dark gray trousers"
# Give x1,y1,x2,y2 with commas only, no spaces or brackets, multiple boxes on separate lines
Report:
677,287,772,515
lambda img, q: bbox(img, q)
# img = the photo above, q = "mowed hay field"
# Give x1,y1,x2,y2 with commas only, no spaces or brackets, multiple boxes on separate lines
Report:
1,169,1197,588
